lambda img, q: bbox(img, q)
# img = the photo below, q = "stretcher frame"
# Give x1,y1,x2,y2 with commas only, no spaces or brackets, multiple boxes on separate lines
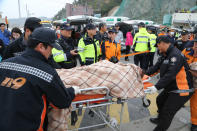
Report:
68,76,153,131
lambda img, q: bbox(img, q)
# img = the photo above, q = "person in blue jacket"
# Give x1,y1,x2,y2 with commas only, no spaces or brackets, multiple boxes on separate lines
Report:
0,23,11,46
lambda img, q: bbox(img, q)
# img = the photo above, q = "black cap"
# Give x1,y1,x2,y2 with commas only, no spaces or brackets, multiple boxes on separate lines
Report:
60,23,73,30
147,26,156,31
181,30,188,35
108,27,118,33
86,23,96,30
115,23,119,27
30,27,61,50
24,17,42,31
155,35,171,47
138,22,145,27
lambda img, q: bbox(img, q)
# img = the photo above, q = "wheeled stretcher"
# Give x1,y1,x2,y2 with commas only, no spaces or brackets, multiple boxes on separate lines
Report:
68,75,154,131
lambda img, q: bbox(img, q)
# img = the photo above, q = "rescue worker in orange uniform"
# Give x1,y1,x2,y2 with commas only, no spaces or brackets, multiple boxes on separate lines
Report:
101,27,121,63
182,37,197,131
145,36,194,131
158,29,166,37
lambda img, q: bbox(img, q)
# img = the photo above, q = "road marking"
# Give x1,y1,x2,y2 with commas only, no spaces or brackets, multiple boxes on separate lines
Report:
109,103,130,123
146,93,158,116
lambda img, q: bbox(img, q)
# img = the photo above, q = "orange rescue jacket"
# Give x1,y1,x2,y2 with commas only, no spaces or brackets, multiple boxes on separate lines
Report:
101,40,121,61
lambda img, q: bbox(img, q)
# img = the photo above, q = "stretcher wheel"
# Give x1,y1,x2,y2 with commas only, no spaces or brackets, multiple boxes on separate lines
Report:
110,117,118,127
143,98,151,108
88,110,94,117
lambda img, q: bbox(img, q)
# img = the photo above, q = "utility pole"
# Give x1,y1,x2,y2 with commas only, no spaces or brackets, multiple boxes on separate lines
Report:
26,4,29,17
18,0,21,18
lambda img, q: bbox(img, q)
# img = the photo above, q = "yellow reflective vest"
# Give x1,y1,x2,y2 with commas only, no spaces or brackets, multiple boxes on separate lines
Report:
78,34,101,65
133,28,151,52
150,34,157,52
52,48,67,62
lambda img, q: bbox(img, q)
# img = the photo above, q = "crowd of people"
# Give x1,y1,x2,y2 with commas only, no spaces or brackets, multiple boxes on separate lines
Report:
0,16,197,131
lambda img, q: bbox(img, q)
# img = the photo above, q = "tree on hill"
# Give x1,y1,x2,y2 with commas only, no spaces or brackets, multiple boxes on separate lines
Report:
53,8,66,20
53,0,122,20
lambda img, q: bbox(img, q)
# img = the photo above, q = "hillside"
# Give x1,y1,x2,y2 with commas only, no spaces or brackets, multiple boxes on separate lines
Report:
53,0,197,23
115,0,197,23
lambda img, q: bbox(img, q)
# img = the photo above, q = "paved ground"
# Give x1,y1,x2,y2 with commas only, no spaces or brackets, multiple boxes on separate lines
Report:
68,55,191,131
94,107,191,131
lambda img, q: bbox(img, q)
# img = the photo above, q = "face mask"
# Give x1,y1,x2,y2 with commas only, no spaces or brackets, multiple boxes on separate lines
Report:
170,32,174,35
56,30,60,34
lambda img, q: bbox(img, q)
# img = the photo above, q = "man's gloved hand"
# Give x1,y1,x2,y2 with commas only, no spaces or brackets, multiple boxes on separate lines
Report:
72,86,81,95
147,86,158,94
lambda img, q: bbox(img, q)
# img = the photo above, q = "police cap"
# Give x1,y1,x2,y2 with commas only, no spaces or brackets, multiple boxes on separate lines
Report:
138,22,145,27
30,27,61,50
155,35,171,47
60,22,73,30
108,27,118,33
86,23,96,30
181,30,189,35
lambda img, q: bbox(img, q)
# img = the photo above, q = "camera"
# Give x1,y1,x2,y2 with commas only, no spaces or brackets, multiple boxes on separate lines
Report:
109,56,119,63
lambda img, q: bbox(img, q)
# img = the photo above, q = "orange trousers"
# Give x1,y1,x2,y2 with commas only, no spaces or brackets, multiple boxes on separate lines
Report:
191,90,197,125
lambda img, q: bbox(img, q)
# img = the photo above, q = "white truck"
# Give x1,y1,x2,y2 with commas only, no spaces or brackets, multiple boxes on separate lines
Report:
171,13,197,30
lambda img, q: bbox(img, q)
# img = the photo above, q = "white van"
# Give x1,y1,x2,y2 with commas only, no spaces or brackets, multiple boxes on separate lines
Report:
100,16,130,27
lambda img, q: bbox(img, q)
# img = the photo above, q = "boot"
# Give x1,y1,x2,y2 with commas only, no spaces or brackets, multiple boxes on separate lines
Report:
150,117,159,125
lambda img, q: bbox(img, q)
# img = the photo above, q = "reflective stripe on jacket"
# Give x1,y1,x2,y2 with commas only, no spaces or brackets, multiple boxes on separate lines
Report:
78,34,101,65
150,34,157,52
52,48,67,62
133,28,151,52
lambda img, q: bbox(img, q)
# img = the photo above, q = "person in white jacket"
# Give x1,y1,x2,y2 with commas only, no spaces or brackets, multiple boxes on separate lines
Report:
115,23,124,44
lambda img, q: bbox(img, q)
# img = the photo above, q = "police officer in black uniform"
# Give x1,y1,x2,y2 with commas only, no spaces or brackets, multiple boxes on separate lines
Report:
53,23,78,69
145,36,194,131
95,22,108,45
0,27,80,131
174,30,190,51
3,17,42,59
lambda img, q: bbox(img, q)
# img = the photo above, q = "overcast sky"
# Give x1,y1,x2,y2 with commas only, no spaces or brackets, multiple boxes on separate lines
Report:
0,0,74,19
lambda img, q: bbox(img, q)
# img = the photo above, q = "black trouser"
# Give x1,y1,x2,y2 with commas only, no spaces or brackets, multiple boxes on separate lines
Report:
134,53,148,70
125,45,131,60
154,90,193,131
148,52,155,67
